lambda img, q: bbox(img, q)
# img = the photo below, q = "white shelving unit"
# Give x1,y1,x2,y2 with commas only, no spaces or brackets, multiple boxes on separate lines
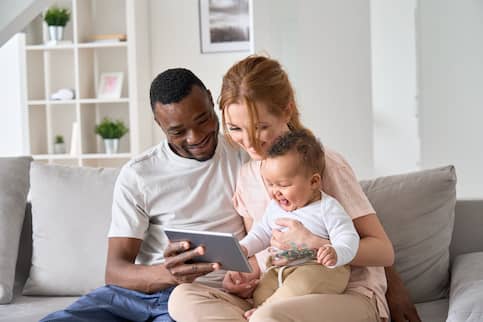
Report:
21,0,151,167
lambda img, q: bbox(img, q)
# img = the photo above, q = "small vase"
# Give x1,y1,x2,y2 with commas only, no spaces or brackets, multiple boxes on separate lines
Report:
48,26,64,41
104,139,120,154
53,143,66,154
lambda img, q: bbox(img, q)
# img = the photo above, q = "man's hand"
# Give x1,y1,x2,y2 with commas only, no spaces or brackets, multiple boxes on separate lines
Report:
385,266,422,322
223,270,259,299
163,240,220,284
317,245,337,267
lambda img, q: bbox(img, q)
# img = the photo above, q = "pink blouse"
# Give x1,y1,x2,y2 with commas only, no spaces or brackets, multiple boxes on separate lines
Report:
233,147,389,319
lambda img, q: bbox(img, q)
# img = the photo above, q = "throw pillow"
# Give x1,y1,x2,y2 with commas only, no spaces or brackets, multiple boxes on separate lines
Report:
0,156,32,304
360,165,457,303
23,163,120,295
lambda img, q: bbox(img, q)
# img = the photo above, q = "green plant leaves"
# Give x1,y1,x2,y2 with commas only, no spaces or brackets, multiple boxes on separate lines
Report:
95,118,129,139
44,7,71,26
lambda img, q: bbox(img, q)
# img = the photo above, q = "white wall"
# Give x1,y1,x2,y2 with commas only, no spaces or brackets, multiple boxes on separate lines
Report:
148,0,250,144
370,0,420,177
418,0,483,198
0,34,29,156
253,0,374,179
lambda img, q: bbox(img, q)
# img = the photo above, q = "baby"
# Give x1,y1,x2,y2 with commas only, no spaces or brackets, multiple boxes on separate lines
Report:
232,130,360,318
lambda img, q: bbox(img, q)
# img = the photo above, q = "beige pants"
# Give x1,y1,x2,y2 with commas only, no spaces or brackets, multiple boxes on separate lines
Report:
254,263,350,307
168,283,381,322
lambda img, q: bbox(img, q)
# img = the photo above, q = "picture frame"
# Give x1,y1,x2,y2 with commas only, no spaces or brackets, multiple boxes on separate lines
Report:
97,72,123,99
199,0,253,53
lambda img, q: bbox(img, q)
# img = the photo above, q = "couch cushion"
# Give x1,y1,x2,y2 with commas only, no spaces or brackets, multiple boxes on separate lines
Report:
360,165,456,303
415,299,448,322
0,157,32,304
22,163,119,296
447,252,483,322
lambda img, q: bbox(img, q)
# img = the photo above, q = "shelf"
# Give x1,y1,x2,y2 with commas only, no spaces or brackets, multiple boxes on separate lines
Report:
28,98,129,105
26,44,75,51
28,100,76,106
77,42,128,49
33,154,78,160
33,153,132,160
81,153,132,159
79,98,129,104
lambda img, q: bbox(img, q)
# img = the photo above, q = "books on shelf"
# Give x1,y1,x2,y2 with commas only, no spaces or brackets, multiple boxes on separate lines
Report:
90,33,127,43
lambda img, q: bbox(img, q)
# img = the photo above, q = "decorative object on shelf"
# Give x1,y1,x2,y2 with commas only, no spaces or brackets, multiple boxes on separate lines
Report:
53,135,66,154
70,122,80,156
90,33,127,43
95,118,129,154
199,0,252,53
50,88,75,100
44,6,71,43
97,72,123,99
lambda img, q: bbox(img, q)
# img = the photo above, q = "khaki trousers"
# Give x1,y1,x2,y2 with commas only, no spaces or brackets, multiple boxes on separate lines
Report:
168,282,381,322
254,263,350,307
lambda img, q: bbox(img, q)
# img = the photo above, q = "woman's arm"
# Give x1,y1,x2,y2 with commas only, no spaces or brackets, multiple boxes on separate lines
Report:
350,213,394,267
271,214,394,267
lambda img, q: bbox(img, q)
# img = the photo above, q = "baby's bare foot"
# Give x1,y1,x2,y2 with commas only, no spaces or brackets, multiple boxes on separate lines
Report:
244,308,257,320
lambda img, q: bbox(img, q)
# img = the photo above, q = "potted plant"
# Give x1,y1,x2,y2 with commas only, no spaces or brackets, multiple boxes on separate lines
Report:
53,135,66,154
95,118,128,154
44,6,71,42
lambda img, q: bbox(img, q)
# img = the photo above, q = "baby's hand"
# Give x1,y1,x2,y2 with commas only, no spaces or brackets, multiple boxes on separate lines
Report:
317,244,337,267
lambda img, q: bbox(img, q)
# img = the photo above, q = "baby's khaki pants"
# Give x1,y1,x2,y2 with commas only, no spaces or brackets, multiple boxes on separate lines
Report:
253,262,350,307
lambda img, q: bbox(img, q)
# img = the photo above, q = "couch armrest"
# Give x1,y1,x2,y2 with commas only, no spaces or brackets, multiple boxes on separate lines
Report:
450,200,483,260
446,252,483,322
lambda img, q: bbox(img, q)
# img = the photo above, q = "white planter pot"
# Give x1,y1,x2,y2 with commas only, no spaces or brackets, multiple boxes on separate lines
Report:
53,143,66,154
48,26,64,41
104,139,120,154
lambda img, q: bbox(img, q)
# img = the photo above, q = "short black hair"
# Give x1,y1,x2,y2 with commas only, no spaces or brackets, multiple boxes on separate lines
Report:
268,129,325,175
149,68,207,112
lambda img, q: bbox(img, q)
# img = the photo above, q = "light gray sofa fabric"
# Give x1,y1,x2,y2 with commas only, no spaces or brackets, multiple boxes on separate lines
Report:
447,252,483,322
415,299,449,322
360,165,457,303
0,157,32,304
23,163,120,296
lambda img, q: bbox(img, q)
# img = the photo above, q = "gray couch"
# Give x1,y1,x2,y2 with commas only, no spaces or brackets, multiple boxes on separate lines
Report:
0,157,482,322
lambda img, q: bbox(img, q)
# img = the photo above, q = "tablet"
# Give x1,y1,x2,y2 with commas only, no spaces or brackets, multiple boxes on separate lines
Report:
164,228,252,273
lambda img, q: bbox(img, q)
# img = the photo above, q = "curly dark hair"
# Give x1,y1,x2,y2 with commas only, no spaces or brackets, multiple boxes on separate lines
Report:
149,68,207,112
268,130,325,175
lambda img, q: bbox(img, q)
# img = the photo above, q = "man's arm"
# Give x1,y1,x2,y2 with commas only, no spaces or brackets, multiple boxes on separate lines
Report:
385,266,422,322
105,237,174,293
105,237,217,294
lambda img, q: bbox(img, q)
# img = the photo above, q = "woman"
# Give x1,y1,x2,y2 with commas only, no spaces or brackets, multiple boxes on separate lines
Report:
170,55,395,322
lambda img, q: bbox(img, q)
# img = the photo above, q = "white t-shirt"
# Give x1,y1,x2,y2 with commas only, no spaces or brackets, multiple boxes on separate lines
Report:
240,192,360,267
108,135,247,287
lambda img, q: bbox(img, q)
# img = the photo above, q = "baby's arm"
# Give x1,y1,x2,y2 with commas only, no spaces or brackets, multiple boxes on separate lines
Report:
239,202,276,257
321,197,360,267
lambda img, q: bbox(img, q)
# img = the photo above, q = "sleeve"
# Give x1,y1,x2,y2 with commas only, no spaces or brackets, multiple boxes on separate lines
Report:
239,202,274,256
323,150,375,220
232,167,250,217
322,197,360,267
108,165,149,239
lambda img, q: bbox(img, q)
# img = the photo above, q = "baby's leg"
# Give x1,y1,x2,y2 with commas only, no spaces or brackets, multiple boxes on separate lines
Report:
252,268,280,307
264,263,350,305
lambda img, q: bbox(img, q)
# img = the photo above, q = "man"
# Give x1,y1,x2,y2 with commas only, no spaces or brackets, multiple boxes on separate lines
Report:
41,68,420,322
41,68,248,321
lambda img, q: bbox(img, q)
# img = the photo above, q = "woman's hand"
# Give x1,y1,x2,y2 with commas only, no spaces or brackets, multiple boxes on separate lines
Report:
163,241,220,284
223,270,259,298
271,218,329,250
